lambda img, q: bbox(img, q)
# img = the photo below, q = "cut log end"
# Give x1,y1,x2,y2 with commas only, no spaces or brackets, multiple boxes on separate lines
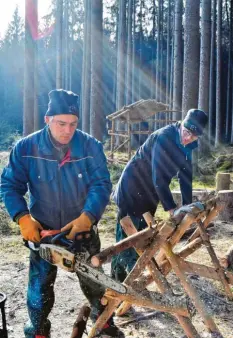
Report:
220,246,233,271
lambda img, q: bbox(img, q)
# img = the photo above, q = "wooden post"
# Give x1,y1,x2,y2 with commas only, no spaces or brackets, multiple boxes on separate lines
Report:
155,213,199,264
197,220,233,300
110,119,115,160
120,217,173,294
119,217,200,338
187,205,221,243
217,190,233,221
161,242,221,335
88,299,121,338
216,172,231,191
127,111,131,160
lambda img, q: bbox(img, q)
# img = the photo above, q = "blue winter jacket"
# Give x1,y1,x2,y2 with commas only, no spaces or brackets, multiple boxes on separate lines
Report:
113,123,197,216
1,127,112,229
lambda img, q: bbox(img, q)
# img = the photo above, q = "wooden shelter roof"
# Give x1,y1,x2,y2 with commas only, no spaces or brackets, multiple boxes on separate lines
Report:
106,99,169,123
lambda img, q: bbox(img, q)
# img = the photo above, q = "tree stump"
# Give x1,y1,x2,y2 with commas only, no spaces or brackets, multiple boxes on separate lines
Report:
217,190,233,221
216,173,231,191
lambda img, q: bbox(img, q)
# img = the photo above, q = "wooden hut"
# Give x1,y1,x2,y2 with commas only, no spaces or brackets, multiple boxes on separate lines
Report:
106,99,178,163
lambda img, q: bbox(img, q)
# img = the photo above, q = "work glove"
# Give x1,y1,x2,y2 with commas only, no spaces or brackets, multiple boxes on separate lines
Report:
18,214,43,242
173,201,205,217
61,212,92,240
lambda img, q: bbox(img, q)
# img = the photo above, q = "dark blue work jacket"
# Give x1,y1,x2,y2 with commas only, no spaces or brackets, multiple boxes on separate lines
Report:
1,127,112,229
113,123,197,216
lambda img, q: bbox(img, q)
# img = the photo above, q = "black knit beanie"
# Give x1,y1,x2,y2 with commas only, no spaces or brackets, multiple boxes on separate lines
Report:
183,109,208,136
45,89,79,117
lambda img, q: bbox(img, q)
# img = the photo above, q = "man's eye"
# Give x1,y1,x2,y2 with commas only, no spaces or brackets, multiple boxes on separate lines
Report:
59,123,66,127
71,123,77,127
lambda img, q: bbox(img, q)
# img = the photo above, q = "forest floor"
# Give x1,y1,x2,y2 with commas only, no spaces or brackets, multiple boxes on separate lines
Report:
1,150,233,338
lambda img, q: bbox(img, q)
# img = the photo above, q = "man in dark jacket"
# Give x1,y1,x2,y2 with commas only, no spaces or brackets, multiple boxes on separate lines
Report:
111,109,208,282
1,89,123,337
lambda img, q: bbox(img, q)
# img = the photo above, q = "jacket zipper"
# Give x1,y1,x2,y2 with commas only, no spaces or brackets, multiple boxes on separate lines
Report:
57,164,63,228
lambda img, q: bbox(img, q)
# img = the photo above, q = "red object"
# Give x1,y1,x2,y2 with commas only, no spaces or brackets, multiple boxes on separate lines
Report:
35,336,46,338
40,229,61,239
26,0,54,40
59,149,71,168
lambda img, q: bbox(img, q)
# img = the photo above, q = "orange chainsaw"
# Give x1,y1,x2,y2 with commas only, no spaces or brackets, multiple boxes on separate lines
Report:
38,229,127,294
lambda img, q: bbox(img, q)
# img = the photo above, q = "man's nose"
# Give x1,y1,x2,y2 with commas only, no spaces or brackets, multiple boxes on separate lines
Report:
64,124,73,133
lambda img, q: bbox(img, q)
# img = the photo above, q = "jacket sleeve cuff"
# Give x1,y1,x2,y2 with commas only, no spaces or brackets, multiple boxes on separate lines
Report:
83,211,96,225
14,211,29,224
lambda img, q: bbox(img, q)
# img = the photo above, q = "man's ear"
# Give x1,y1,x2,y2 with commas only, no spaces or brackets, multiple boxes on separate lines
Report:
44,116,50,125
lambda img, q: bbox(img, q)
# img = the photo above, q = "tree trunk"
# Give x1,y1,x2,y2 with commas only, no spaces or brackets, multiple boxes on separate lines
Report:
150,0,156,99
198,0,211,154
182,0,200,117
198,0,211,113
225,0,233,143
166,0,171,105
116,0,127,110
215,0,222,146
173,0,183,119
82,0,91,133
64,0,69,90
209,0,217,144
159,0,164,105
90,0,103,141
156,0,161,102
132,0,137,102
56,0,63,88
24,0,38,136
126,0,133,105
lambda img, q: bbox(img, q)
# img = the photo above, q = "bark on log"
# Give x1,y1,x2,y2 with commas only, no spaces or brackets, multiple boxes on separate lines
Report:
217,190,233,221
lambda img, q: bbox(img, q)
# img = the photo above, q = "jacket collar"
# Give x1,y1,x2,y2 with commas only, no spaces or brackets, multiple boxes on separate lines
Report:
38,126,84,158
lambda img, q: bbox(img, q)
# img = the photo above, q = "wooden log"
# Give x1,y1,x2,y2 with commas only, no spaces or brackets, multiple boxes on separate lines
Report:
197,220,233,300
161,242,221,334
142,212,155,227
216,172,231,191
120,217,200,338
187,205,221,243
116,220,176,317
129,238,204,292
178,237,203,259
91,225,158,267
70,304,91,338
177,260,233,285
155,213,199,264
219,245,233,270
131,256,233,294
106,288,189,317
217,190,233,221
87,299,121,338
120,217,173,294
123,221,176,285
175,316,201,338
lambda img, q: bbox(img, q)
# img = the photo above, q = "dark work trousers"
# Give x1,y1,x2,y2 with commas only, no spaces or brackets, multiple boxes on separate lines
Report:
111,209,156,282
24,228,105,337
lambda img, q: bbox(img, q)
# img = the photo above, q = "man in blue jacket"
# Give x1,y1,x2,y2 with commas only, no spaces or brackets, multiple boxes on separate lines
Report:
111,109,208,282
1,89,123,337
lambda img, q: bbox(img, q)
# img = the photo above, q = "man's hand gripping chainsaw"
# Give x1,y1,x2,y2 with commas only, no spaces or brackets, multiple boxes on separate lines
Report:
39,229,127,294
